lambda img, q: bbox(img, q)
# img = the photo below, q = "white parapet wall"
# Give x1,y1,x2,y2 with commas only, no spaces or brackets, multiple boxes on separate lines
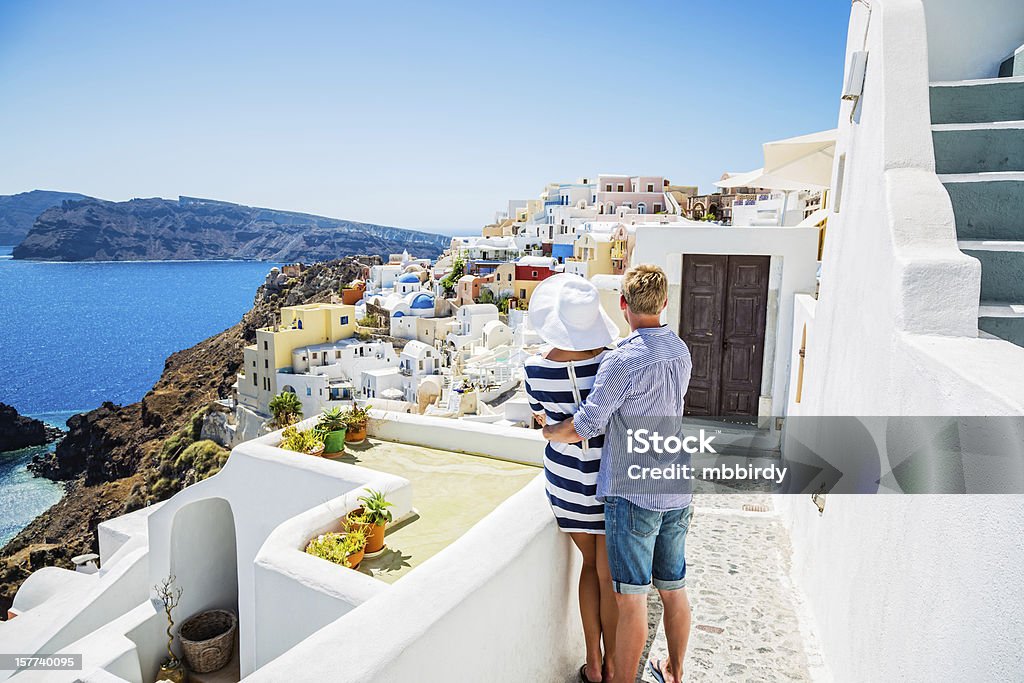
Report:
778,1,1024,681
367,408,547,465
244,477,584,683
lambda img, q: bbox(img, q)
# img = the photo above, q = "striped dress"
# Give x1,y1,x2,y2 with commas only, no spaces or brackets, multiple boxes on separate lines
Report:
524,350,608,533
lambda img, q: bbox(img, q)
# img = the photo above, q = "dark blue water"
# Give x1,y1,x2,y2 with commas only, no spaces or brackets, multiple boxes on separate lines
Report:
0,245,275,543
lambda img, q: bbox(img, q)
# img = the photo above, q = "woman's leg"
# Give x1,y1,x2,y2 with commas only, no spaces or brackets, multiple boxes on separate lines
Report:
595,534,618,682
569,532,603,682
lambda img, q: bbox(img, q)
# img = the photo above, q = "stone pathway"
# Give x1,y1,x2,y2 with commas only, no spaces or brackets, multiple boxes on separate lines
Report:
634,494,830,683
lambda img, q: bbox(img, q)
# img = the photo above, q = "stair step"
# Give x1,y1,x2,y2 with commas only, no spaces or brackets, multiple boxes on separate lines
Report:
932,121,1024,173
941,172,1024,239
978,302,1024,346
930,76,1024,124
958,240,1024,302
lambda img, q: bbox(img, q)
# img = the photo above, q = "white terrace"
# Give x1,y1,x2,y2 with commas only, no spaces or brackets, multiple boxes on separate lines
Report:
0,415,588,682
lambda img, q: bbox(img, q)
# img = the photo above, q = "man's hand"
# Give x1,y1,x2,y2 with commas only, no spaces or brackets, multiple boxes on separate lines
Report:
533,412,546,428
543,417,584,443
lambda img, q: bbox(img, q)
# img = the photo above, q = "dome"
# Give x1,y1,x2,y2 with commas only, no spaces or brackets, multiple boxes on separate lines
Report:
410,293,435,309
398,273,420,284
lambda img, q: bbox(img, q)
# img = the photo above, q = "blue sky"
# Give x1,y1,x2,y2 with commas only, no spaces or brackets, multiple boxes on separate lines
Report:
0,1,850,235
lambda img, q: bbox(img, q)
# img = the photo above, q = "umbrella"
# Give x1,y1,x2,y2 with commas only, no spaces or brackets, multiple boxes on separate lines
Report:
762,128,837,189
714,168,813,192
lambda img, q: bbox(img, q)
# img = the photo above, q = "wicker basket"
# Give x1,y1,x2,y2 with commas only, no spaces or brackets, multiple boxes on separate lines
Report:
179,609,237,674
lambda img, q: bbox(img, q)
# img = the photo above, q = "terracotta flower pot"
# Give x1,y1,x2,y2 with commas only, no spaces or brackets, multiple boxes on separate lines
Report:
308,445,325,458
365,523,386,554
346,547,365,569
345,423,367,443
323,429,347,455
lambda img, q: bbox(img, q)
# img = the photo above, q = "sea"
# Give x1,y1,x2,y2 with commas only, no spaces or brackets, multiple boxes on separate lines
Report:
0,245,276,545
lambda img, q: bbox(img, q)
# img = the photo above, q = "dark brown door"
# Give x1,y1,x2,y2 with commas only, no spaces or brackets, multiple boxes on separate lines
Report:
679,255,727,415
679,254,769,417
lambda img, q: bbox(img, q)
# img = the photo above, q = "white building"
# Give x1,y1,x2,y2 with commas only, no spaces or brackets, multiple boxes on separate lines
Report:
446,304,500,349
390,315,456,346
399,340,441,402
366,264,405,293
276,338,399,416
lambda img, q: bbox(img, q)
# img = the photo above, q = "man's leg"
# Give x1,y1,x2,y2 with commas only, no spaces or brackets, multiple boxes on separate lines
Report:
657,587,691,683
603,497,660,683
651,505,694,683
610,593,647,683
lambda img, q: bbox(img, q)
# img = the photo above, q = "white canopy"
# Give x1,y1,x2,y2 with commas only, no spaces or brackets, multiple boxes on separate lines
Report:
762,128,837,189
714,168,814,192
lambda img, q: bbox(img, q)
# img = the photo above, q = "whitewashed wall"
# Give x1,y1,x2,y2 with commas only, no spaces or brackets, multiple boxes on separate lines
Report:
924,0,1024,81
779,1,1024,681
244,477,585,683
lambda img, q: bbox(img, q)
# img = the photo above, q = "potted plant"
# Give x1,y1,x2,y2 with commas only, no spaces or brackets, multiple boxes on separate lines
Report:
269,391,303,428
280,426,325,457
154,575,186,683
342,405,371,443
305,525,369,569
357,489,393,553
318,407,347,456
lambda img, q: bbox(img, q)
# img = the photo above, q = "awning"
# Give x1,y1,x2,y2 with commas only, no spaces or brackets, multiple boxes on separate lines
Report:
762,129,837,189
714,168,815,192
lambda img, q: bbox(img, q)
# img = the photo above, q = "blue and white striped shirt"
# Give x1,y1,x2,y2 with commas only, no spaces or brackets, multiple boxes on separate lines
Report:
574,325,693,511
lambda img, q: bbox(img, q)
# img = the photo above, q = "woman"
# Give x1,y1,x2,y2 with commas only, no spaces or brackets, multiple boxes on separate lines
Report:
524,273,620,683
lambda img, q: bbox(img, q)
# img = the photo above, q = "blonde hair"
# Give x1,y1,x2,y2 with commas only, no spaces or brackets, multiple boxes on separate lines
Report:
622,264,668,315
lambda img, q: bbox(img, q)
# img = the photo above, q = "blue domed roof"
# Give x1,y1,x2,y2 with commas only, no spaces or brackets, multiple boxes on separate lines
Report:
410,293,435,309
398,273,420,283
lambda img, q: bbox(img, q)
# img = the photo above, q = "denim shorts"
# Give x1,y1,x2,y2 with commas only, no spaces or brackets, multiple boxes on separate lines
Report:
603,496,693,594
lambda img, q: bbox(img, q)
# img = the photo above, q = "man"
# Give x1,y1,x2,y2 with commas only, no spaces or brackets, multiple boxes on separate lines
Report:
544,264,693,683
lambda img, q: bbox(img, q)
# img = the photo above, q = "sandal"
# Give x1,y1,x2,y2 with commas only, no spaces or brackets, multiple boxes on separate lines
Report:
579,664,601,683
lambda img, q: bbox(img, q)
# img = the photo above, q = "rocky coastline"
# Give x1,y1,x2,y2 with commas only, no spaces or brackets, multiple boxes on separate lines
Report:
0,403,63,452
0,256,379,616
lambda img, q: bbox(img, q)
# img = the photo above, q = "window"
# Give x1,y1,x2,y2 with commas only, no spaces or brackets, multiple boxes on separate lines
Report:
252,360,256,367
647,184,654,193
253,375,258,386
335,350,341,359
297,320,303,329
654,203,662,213
264,359,269,369
607,203,615,213
532,270,538,277
263,341,268,351
638,203,647,214
520,288,527,298
312,352,318,359
616,184,624,192
341,315,349,325
605,184,612,191
306,387,312,396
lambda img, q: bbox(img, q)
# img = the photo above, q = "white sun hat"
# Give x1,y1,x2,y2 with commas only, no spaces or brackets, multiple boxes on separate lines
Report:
528,273,619,351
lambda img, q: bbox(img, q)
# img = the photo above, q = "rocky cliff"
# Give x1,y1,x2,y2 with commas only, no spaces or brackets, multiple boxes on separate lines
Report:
0,190,89,245
0,404,63,452
0,256,379,616
12,196,449,262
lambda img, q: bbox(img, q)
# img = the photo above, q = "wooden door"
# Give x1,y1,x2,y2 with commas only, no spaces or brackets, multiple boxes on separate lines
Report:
679,255,727,416
680,254,769,417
